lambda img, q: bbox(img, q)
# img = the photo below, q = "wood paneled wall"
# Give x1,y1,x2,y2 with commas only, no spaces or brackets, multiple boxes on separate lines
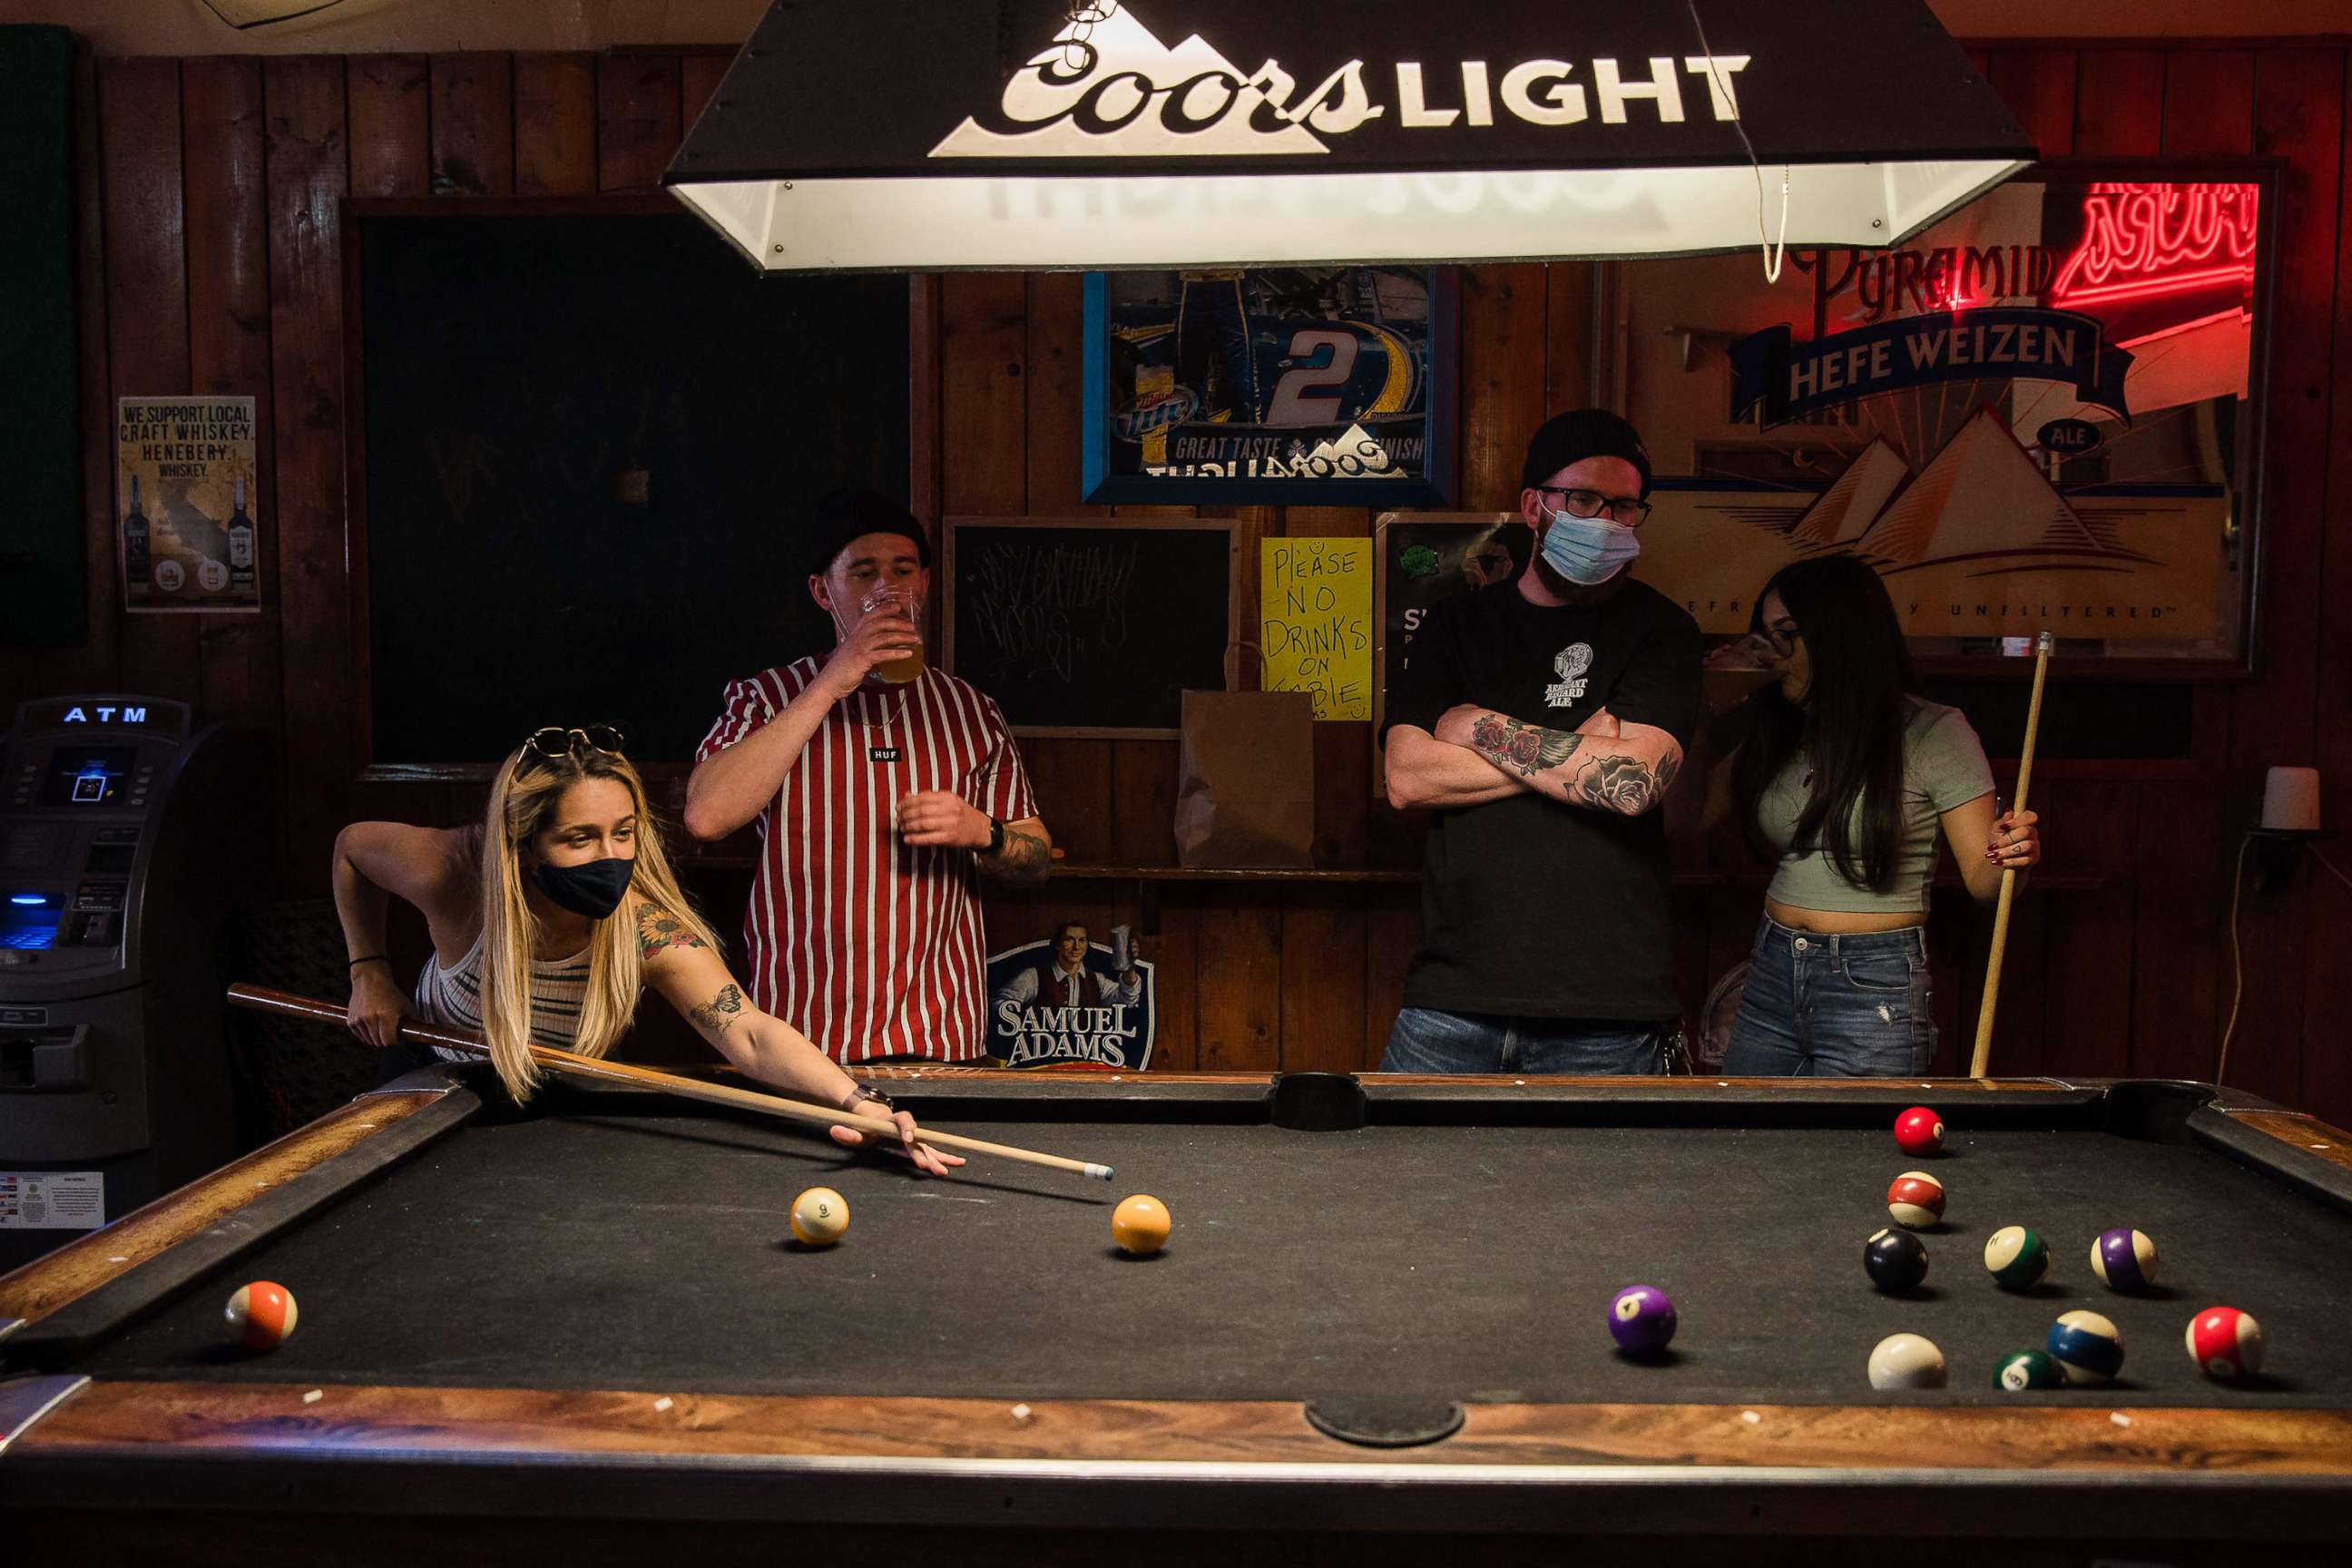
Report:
4,42,2349,1121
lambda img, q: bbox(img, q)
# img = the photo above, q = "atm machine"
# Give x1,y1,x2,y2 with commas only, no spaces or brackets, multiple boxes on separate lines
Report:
0,695,270,1272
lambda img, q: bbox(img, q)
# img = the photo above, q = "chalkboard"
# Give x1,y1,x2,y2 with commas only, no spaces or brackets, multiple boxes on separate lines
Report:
944,518,1238,736
358,210,907,764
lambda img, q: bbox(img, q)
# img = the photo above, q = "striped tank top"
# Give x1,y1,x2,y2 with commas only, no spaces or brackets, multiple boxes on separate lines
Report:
413,926,591,1055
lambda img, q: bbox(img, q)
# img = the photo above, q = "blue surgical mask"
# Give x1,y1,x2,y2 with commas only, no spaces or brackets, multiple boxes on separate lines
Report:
1539,505,1642,585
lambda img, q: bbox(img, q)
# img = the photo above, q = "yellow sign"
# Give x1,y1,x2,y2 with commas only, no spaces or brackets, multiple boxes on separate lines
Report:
1261,537,1371,720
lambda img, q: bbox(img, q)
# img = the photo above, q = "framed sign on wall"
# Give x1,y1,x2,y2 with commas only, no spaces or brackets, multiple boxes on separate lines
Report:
941,515,1240,739
1609,160,2278,677
1082,266,1457,507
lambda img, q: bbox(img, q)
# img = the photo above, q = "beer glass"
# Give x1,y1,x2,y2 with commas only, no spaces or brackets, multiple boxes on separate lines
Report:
861,583,926,684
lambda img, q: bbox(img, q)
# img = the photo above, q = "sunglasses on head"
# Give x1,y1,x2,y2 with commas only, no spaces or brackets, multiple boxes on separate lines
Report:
524,725,626,764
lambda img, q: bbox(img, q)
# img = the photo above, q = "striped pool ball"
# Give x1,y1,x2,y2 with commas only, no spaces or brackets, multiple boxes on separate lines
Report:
223,1280,299,1351
1867,1333,1948,1390
1994,1348,2064,1392
1983,1225,2051,1290
2091,1228,2159,1293
2186,1307,2265,1379
1894,1106,1945,1156
1607,1285,1678,1356
1886,1171,1945,1230
2047,1309,2126,1385
789,1186,849,1247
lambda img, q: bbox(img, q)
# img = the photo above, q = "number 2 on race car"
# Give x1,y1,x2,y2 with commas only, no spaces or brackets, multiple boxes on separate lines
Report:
1265,328,1358,426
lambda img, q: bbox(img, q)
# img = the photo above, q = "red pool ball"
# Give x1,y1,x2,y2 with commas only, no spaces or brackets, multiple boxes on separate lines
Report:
1895,1106,1945,1156
1887,1171,1946,1230
2186,1307,2265,1379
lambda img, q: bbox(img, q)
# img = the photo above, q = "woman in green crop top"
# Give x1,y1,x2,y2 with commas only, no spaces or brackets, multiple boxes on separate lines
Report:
1698,558,2043,1076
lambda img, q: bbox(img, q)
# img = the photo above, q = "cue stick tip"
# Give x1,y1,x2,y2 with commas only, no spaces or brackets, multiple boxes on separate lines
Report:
2034,629,2054,655
1087,1163,1114,1181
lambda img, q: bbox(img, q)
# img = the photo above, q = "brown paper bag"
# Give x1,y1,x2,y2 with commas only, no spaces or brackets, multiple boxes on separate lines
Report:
1173,689,1316,868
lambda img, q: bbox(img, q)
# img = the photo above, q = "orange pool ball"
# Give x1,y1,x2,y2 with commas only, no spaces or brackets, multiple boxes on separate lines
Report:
1112,1194,1171,1255
224,1280,299,1351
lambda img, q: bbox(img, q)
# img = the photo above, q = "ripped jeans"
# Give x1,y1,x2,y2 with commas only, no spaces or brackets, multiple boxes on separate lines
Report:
1720,913,1937,1077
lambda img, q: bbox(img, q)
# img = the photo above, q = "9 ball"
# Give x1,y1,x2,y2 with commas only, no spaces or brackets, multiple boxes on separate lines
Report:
790,1186,849,1247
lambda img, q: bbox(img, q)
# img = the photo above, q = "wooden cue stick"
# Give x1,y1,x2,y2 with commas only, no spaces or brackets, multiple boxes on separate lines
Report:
224,984,1114,1181
1967,630,2054,1079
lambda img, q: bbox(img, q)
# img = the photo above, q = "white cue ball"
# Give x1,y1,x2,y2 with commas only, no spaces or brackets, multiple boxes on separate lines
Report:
1868,1333,1949,1391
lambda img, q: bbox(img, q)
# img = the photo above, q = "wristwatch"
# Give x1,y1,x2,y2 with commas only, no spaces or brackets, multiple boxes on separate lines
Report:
985,817,1006,856
840,1083,895,1115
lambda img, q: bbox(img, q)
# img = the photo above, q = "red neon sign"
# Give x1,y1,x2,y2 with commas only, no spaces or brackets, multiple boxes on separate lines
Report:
2049,181,2259,311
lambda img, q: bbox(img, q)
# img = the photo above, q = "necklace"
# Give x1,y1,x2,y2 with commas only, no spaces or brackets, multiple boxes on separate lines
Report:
852,685,913,762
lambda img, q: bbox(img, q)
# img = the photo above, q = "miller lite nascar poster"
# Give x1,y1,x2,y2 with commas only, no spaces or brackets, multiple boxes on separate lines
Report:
1083,267,1454,506
984,923,1157,1070
1622,174,2268,662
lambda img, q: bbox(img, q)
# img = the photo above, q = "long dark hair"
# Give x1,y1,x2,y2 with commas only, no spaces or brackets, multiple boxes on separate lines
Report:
1730,556,1922,889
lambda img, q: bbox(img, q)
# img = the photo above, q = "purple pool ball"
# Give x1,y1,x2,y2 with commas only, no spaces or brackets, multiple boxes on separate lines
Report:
1607,1285,1678,1356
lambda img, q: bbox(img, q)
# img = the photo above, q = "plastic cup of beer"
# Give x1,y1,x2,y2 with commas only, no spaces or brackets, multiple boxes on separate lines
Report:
862,584,925,684
1702,631,1788,707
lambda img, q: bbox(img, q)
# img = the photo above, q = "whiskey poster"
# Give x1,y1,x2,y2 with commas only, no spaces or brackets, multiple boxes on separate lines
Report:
117,397,260,613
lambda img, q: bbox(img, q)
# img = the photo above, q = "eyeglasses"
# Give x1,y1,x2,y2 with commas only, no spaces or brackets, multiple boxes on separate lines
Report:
1537,486,1653,528
524,724,626,764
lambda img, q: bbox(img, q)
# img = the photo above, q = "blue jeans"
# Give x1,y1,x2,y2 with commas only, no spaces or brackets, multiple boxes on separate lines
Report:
1379,1007,1666,1075
1721,915,1936,1077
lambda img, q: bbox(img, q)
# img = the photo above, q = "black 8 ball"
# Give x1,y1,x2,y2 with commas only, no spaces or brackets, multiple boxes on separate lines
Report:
1865,1226,1929,1293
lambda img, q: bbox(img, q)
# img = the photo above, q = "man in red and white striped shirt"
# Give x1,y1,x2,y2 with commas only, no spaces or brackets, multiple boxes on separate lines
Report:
685,492,1051,1063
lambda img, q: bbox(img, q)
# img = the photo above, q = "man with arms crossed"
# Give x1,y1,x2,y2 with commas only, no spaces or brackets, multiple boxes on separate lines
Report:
687,489,1052,1065
1381,409,1700,1073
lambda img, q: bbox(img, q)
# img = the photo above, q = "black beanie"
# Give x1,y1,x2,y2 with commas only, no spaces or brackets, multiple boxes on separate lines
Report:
1520,408,1653,498
806,488,932,576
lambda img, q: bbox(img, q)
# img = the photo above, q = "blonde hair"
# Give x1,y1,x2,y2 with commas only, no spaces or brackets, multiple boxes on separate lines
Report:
475,743,720,1101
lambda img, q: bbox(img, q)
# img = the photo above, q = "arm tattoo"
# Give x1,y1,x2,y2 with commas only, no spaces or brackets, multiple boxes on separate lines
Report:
984,826,1052,883
1651,749,1682,799
1467,711,1585,779
636,907,709,957
1573,753,1671,816
690,983,745,1034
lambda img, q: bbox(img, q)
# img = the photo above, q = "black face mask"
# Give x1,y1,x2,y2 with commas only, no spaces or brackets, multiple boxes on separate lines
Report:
532,856,635,918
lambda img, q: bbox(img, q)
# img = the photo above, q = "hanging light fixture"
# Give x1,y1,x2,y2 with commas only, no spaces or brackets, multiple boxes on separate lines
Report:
665,0,2035,273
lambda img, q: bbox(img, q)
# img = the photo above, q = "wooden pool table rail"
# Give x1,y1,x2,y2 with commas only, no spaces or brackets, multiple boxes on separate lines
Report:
6,1376,2350,1539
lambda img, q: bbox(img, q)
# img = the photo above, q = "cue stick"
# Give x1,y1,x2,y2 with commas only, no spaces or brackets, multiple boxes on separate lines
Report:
225,984,1114,1181
1967,630,2054,1079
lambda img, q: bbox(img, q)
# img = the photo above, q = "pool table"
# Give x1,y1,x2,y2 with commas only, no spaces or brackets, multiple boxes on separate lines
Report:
5,1065,2351,1565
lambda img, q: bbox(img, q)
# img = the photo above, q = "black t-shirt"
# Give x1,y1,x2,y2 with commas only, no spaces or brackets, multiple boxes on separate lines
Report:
1384,575,1701,1021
